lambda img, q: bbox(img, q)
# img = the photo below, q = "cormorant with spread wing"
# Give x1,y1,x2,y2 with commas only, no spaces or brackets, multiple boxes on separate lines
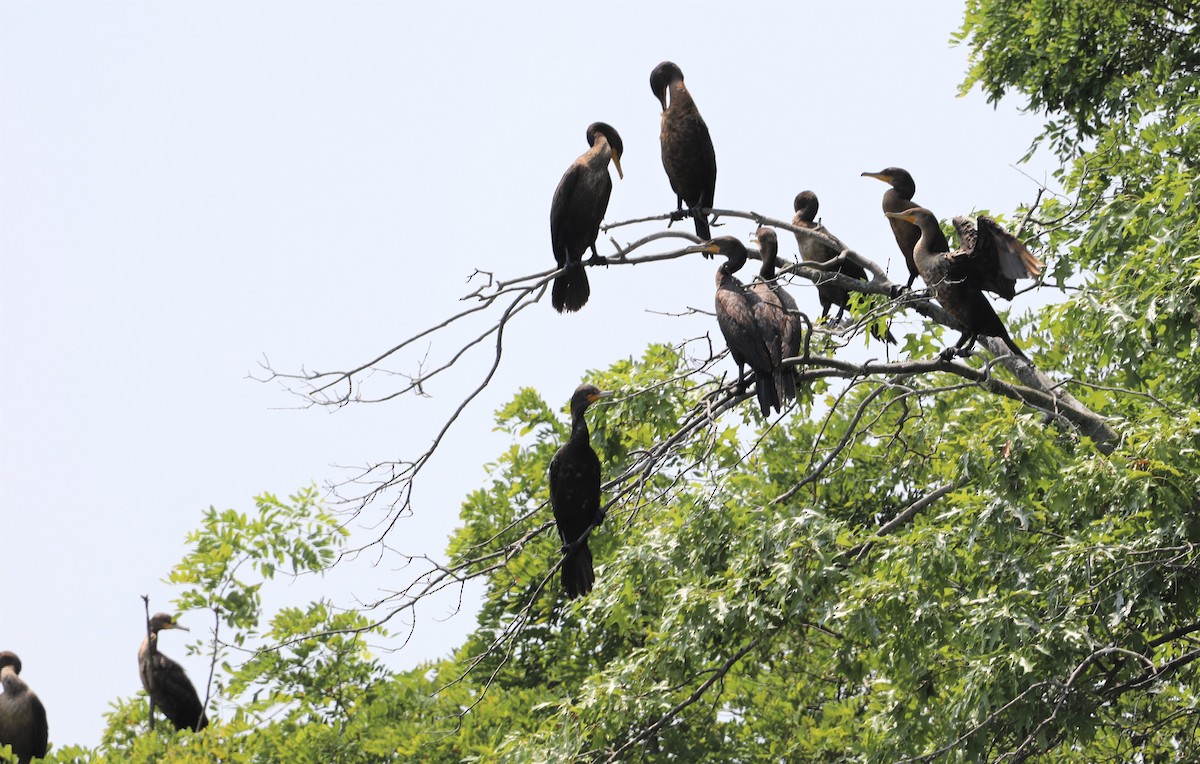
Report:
651,61,717,241
550,384,613,599
885,207,1042,359
549,122,624,312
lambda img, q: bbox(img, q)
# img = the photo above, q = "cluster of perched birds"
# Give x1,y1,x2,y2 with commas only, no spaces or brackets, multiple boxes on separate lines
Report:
547,61,1043,601
0,613,208,761
0,63,1048,755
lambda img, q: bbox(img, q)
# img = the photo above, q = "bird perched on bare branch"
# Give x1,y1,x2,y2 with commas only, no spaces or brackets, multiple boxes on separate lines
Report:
651,61,717,241
549,122,624,313
750,226,801,402
885,207,1042,359
861,167,948,290
688,236,784,415
792,191,896,343
0,652,47,764
139,613,209,732
550,384,613,599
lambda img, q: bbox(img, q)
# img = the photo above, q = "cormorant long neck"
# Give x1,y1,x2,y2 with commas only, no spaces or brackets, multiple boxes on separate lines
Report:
1,666,28,695
759,239,778,280
569,404,592,441
583,137,613,172
668,80,693,111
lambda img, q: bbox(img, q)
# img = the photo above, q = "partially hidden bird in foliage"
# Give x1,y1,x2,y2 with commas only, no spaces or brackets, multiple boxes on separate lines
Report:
139,613,210,732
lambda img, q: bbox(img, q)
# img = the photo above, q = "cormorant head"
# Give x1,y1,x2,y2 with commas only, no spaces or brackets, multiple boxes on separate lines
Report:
148,612,190,634
586,122,624,180
686,236,747,271
793,190,819,222
861,167,916,197
0,651,22,675
649,61,685,111
885,206,936,230
569,384,613,417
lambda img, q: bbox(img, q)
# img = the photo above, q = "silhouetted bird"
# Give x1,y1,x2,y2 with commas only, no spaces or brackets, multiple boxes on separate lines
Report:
549,384,613,599
792,190,896,343
0,652,48,764
688,236,783,415
861,167,947,290
886,207,1042,359
651,61,717,241
550,122,624,312
139,613,209,732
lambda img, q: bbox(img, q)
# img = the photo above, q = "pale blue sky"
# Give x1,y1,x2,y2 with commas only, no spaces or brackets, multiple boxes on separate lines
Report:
0,0,1053,750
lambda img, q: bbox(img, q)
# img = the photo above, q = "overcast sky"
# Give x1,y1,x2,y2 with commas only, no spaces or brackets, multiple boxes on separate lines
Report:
0,0,1055,750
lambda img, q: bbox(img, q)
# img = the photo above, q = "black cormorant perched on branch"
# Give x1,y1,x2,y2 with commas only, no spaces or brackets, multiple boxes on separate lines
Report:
0,652,48,764
139,613,209,732
688,236,783,415
549,122,624,312
651,61,716,241
750,227,801,402
861,167,947,290
550,384,613,599
792,191,896,343
886,207,1042,359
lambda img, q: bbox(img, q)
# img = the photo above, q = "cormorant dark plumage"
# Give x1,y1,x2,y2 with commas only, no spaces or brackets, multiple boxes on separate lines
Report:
549,122,624,313
549,384,613,599
861,167,948,289
651,61,717,241
792,191,896,343
886,207,1042,359
750,227,800,403
0,652,48,764
139,613,209,732
688,236,783,415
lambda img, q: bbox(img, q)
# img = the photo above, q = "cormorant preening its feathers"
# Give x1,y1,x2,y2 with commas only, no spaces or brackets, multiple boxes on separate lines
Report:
550,122,624,312
139,613,210,732
886,207,1042,359
750,227,801,403
0,652,48,764
687,236,785,415
651,61,717,242
792,191,896,343
549,384,613,599
861,167,948,290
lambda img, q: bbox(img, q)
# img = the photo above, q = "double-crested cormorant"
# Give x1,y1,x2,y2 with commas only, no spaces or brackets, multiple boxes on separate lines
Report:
139,613,209,732
549,122,624,313
688,236,783,415
650,61,717,241
0,652,47,764
792,191,896,343
750,227,801,402
861,167,948,290
885,207,1042,359
549,384,613,599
